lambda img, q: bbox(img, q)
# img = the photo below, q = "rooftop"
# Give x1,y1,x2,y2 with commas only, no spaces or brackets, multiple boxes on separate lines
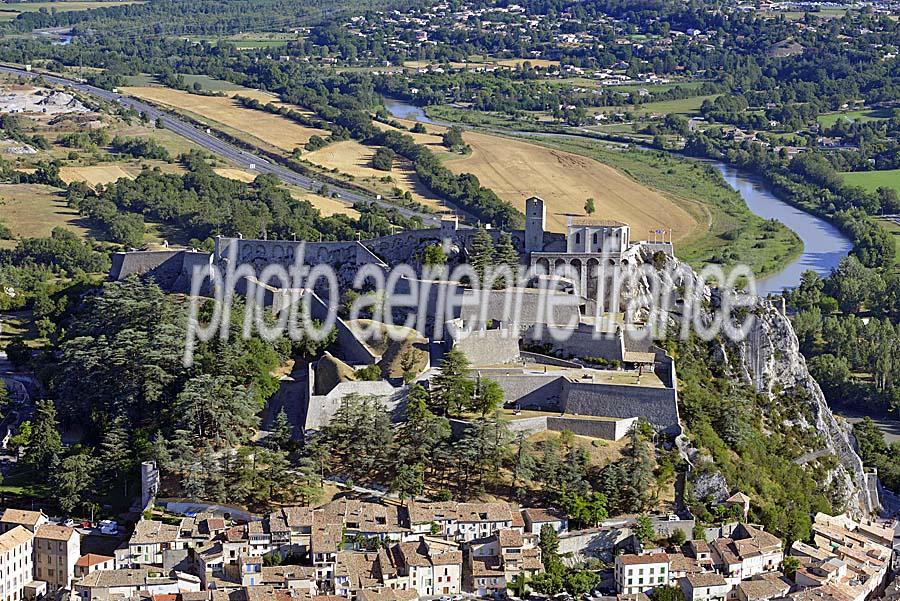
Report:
36,524,78,541
0,525,34,552
617,553,669,566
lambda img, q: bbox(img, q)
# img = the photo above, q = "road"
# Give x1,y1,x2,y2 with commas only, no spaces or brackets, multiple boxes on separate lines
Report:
0,64,440,227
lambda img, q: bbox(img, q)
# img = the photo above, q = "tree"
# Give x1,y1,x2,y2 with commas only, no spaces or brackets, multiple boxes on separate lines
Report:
559,491,608,528
539,523,560,560
25,399,62,470
584,197,596,215
492,232,519,288
422,244,446,267
269,408,293,450
5,338,30,368
431,348,472,416
510,433,536,499
669,527,687,547
565,569,599,596
98,415,131,493
469,227,494,283
390,464,424,503
620,421,655,512
51,451,99,514
469,377,503,416
171,374,259,452
372,147,396,171
782,556,801,580
442,126,465,150
651,585,685,601
634,514,655,544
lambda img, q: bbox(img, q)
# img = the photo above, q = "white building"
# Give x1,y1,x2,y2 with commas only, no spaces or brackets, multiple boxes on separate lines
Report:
0,526,35,601
679,573,730,601
615,553,670,595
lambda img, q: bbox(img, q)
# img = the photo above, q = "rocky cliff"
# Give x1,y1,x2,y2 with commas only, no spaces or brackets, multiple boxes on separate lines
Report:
629,249,878,518
734,300,878,517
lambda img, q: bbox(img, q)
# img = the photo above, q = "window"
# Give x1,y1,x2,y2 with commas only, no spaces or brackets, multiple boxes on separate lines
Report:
592,233,598,244
575,233,581,244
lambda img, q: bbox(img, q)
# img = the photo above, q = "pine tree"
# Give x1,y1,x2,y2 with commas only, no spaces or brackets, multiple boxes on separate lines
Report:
621,422,655,512
269,408,293,450
51,451,98,514
493,232,520,288
510,433,536,499
430,348,473,416
469,227,494,284
98,415,131,493
25,399,62,470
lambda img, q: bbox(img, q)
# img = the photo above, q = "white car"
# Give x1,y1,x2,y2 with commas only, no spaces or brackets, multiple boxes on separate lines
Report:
98,520,118,535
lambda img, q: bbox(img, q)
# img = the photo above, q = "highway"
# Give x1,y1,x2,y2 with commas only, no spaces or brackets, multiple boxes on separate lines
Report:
0,64,440,227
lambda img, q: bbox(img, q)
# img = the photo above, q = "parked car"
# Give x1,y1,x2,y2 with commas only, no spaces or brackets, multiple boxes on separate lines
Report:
61,519,76,527
99,520,118,535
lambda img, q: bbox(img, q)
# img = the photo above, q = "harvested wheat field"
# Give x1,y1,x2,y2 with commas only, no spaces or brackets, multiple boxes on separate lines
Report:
59,165,133,187
304,140,449,213
214,167,258,183
121,87,329,152
372,119,445,150
0,184,90,244
443,130,697,238
290,191,360,218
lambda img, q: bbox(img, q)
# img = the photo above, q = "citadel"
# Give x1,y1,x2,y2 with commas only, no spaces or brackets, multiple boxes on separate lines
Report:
111,196,683,442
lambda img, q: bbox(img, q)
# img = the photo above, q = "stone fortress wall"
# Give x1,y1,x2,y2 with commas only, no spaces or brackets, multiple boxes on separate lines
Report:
108,196,681,439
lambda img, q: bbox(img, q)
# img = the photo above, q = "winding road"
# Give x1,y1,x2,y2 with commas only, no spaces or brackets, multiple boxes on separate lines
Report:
0,64,440,227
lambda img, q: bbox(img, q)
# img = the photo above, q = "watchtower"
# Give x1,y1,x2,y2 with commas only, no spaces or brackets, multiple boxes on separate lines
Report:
525,196,546,253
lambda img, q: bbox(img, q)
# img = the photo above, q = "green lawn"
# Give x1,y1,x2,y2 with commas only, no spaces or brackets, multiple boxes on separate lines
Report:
818,108,895,127
231,39,289,49
593,94,719,117
841,169,900,195
876,217,900,267
529,137,802,279
177,73,246,91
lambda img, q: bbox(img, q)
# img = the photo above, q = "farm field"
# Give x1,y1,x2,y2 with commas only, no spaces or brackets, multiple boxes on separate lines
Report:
380,116,697,236
59,165,133,187
121,87,329,152
442,130,697,237
841,169,900,195
0,183,91,246
0,0,140,20
303,140,449,214
818,108,894,127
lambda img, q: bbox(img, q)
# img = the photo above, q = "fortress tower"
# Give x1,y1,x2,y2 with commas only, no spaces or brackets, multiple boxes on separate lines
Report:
525,196,546,253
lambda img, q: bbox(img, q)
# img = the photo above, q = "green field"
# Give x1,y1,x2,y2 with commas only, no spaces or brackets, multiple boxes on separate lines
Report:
0,0,140,20
122,73,246,92
530,137,803,278
841,169,900,195
876,218,900,267
818,108,895,127
594,94,719,117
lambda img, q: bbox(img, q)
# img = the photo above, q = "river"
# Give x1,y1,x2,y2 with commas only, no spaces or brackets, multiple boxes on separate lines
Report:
383,98,853,293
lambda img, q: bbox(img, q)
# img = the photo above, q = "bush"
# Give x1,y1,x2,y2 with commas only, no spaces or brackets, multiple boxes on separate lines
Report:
372,147,395,171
